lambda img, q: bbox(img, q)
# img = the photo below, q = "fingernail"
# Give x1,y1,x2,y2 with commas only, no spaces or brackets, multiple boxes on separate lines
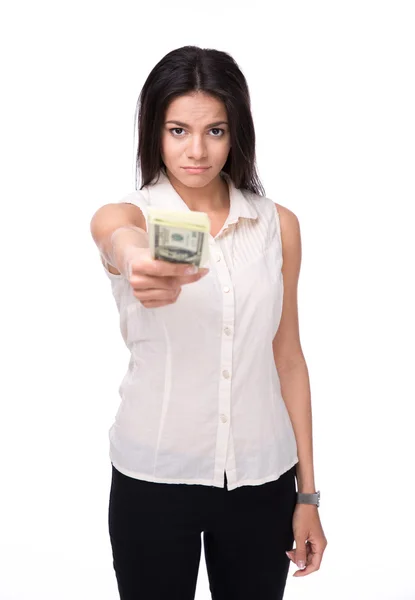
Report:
185,265,198,274
298,560,306,569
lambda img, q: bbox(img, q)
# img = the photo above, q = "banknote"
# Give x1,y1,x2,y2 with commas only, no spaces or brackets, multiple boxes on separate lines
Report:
147,207,210,268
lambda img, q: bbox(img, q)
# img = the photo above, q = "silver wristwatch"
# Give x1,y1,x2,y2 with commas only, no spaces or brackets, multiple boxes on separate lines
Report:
297,490,320,507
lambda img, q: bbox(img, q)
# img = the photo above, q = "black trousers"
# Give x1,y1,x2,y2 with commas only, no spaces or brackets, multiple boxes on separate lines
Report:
108,463,297,600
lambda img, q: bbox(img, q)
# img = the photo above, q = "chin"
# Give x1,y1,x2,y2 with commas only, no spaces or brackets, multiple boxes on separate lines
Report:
172,168,221,187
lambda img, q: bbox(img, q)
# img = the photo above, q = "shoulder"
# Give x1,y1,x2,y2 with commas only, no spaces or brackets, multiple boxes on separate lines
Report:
273,202,302,271
274,202,301,240
240,189,279,224
242,188,298,225
243,190,301,244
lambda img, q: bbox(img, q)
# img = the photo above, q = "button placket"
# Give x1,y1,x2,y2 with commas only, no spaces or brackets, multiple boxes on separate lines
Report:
211,239,235,485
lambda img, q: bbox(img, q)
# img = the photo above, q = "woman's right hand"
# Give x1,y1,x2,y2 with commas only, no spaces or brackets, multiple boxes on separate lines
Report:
126,247,209,308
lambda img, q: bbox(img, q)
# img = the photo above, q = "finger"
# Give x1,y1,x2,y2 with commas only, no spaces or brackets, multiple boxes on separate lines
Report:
287,541,308,572
130,269,208,291
293,540,308,571
129,274,179,291
134,287,181,302
176,269,209,285
293,551,323,577
136,259,206,278
140,296,180,308
141,301,169,308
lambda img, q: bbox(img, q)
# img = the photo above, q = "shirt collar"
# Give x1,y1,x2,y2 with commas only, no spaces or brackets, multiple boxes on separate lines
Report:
145,170,258,227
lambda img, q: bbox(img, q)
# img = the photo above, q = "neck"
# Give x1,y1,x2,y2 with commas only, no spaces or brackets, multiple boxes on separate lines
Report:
165,169,230,213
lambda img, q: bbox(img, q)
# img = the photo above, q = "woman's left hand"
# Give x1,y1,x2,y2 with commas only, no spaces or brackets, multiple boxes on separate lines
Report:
285,504,328,577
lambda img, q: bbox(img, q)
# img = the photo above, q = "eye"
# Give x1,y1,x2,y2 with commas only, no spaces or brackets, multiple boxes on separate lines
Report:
210,128,225,137
170,127,186,136
169,127,226,137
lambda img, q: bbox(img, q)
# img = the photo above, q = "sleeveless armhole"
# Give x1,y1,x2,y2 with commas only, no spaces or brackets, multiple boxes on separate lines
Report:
274,202,283,269
101,255,125,280
101,190,150,281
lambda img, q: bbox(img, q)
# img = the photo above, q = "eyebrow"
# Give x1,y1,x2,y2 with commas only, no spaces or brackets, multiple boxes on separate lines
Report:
165,120,228,128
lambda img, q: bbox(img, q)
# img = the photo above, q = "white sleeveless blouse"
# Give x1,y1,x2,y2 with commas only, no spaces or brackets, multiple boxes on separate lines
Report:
102,171,298,491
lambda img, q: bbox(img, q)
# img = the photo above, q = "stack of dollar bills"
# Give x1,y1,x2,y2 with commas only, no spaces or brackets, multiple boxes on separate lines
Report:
147,207,210,268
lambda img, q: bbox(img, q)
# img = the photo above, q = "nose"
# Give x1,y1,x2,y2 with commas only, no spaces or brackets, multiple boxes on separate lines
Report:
186,134,207,160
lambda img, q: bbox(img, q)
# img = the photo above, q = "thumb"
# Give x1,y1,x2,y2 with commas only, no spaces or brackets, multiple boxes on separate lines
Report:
294,540,307,569
286,542,307,570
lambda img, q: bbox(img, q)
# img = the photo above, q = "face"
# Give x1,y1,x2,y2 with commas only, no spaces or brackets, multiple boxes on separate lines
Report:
160,92,231,188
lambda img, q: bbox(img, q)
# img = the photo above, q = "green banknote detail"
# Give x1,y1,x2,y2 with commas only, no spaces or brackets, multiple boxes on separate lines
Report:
147,207,210,267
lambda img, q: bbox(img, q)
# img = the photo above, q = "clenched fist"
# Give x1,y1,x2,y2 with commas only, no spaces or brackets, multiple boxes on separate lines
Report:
127,247,209,308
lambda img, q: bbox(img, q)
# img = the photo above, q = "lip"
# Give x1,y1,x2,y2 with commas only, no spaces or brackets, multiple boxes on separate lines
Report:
182,167,210,173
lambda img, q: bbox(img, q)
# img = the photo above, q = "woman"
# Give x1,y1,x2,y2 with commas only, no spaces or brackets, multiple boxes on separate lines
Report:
90,45,327,600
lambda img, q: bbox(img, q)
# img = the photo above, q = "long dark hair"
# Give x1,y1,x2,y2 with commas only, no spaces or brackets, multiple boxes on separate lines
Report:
134,45,265,196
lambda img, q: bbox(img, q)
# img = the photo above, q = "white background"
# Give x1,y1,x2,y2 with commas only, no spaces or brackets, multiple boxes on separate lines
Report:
1,1,414,598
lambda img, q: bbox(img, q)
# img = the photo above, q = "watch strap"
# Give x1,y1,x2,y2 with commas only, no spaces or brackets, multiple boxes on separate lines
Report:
297,490,320,507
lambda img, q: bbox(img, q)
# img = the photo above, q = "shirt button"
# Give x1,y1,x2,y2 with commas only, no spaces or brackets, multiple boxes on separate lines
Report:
224,327,232,336
216,255,221,262
223,286,230,293
220,414,228,423
222,369,230,379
